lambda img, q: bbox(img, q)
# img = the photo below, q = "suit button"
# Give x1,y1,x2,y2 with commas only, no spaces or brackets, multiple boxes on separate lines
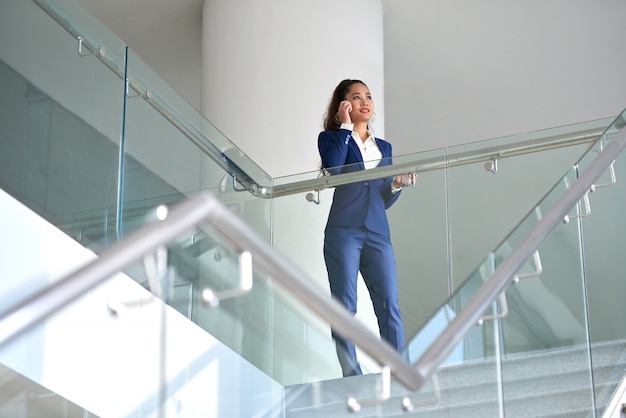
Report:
364,182,369,186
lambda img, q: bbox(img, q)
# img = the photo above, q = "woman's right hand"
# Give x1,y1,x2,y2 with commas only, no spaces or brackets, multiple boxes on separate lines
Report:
337,100,352,124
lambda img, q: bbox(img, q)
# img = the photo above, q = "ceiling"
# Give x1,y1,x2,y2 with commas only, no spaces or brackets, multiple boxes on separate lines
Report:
77,0,203,51
77,0,202,37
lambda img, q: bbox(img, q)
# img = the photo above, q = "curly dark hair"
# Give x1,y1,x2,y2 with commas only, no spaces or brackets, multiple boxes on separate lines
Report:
322,79,368,131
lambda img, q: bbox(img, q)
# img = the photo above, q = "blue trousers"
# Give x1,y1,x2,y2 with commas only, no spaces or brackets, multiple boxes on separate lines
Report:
323,225,406,376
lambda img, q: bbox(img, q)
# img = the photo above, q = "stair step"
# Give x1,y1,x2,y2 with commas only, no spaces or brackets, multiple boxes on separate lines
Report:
285,340,626,417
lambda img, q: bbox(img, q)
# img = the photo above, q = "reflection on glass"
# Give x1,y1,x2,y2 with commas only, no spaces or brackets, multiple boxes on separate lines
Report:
574,110,626,416
401,253,502,416
0,364,96,417
4,0,626,415
0,59,121,248
491,167,592,416
0,0,125,250
446,134,593,292
0,227,285,417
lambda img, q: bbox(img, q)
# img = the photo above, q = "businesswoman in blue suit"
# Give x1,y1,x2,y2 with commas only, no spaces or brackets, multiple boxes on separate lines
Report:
318,79,416,377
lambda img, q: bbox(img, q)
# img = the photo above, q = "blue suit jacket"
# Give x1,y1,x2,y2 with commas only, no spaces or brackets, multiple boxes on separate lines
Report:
318,128,401,237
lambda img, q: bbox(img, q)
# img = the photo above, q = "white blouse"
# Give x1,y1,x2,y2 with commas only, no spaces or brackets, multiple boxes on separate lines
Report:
340,123,401,193
340,123,382,169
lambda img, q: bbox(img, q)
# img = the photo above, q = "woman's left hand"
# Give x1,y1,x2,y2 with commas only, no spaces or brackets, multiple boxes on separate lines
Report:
393,173,418,188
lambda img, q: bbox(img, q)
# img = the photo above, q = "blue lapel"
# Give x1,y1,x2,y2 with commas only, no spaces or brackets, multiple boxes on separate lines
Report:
347,137,366,170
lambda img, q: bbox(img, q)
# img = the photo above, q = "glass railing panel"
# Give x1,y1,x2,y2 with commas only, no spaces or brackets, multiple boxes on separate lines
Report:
270,167,335,304
119,49,272,242
270,120,607,385
128,212,390,394
120,48,274,358
0,229,285,418
271,149,499,415
168,226,275,380
269,121,613,415
174,221,360,386
123,47,272,191
493,166,594,417
129,58,272,190
444,121,605,293
1,0,274,249
387,149,451,343
0,364,98,418
272,148,450,362
271,169,386,389
508,168,586,353
0,0,125,308
0,1,125,248
161,211,421,417
5,189,435,416
576,110,626,176
400,254,503,416
573,110,626,416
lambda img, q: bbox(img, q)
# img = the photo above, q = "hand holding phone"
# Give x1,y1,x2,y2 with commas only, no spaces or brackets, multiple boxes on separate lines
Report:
337,100,352,124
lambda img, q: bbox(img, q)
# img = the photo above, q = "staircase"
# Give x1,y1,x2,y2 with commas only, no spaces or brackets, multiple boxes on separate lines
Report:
285,340,626,417
3,0,626,416
0,364,94,417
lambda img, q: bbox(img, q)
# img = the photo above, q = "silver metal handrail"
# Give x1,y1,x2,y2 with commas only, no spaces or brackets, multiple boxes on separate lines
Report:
32,0,608,200
268,125,604,199
411,125,626,387
2,126,624,397
0,191,422,391
21,0,626,397
32,0,270,194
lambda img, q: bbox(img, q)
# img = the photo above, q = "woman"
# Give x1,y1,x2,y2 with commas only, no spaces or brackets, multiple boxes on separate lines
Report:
318,79,415,376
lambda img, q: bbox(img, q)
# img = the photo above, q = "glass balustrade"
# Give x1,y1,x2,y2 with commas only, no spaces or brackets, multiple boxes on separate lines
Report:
270,119,608,375
573,110,626,417
1,193,403,416
0,222,289,417
0,0,125,251
121,47,272,241
444,123,599,290
3,0,626,416
0,0,271,307
394,255,504,417
268,119,614,416
491,166,593,417
0,0,273,245
0,364,96,417
163,224,343,385
0,0,127,331
393,111,626,418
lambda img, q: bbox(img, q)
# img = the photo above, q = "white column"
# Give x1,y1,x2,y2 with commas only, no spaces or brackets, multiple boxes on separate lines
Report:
201,0,384,179
200,0,386,380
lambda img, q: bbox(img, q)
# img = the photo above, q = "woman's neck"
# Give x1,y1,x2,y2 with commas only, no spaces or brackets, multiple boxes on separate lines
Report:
354,122,369,142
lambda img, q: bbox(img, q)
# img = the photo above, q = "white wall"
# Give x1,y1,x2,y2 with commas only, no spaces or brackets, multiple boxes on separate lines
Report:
201,0,385,178
77,0,203,110
200,0,387,374
80,0,626,174
383,0,626,155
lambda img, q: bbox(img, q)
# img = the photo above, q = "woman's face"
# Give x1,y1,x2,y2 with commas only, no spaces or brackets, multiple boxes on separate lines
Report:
344,83,374,124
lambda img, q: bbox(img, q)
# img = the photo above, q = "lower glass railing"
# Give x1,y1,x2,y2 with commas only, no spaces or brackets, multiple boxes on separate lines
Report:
0,364,97,418
572,115,626,417
2,66,623,416
2,117,625,418
1,190,394,417
2,118,626,417
3,1,626,415
282,110,626,416
388,111,626,417
271,117,610,367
